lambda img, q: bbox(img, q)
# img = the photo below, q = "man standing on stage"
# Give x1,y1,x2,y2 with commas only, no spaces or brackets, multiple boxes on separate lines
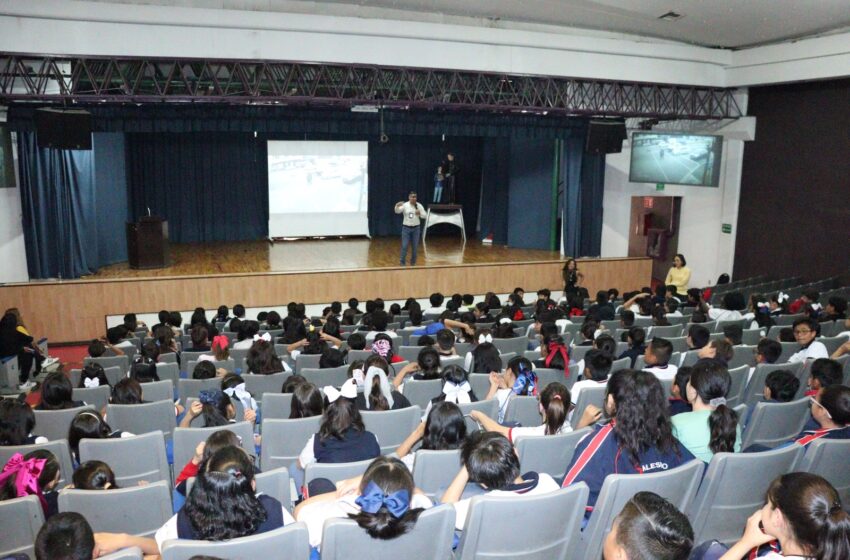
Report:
395,191,426,266
442,152,457,203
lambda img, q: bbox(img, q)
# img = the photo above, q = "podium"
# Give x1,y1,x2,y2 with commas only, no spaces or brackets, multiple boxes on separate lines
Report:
127,217,170,269
423,204,465,242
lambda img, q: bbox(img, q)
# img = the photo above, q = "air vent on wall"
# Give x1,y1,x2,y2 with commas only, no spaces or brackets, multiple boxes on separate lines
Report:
658,11,684,21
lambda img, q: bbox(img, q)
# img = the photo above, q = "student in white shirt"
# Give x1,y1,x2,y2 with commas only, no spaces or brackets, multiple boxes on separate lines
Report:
469,382,575,444
423,292,446,316
642,338,678,381
570,349,613,407
788,317,829,363
440,432,560,530
707,291,746,322
394,191,426,266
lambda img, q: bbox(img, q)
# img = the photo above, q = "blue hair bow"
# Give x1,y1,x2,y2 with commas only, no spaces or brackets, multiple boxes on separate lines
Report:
199,389,224,407
513,365,538,397
355,481,411,518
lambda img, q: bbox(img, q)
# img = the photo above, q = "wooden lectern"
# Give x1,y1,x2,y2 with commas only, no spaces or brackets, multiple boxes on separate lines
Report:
127,217,170,269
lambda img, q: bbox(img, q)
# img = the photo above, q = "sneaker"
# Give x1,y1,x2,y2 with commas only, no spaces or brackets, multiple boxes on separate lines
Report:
17,381,36,392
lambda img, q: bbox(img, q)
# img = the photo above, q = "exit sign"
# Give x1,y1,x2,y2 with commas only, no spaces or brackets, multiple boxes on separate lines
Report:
721,223,732,234
656,183,665,191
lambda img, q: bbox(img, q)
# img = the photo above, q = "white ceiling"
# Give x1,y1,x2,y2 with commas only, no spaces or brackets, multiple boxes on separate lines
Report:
76,0,850,48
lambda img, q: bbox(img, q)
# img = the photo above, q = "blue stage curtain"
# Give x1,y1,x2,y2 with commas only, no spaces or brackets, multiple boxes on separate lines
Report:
125,133,269,243
506,138,557,250
479,137,511,245
17,132,98,279
562,137,605,257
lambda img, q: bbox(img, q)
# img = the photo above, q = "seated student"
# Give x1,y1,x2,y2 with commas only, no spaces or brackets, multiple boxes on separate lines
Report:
534,334,570,378
793,385,850,447
764,370,800,404
34,512,99,560
77,363,109,389
346,331,367,351
68,410,133,463
821,296,848,324
173,430,241,499
668,367,694,416
36,373,85,410
651,306,671,328
696,339,734,367
671,361,740,463
295,456,433,550
364,310,399,343
587,291,616,322
622,292,653,318
619,309,636,331
665,297,683,318
618,327,646,368
189,325,211,352
778,327,797,342
686,324,711,351
221,373,258,413
319,347,346,370
464,335,502,373
483,356,538,423
0,398,47,445
473,302,493,324
226,303,246,331
232,320,261,350
805,358,844,398
86,337,125,358
574,320,599,347
708,291,746,322
603,492,694,560
441,431,560,530
748,338,783,382
192,360,218,380
393,347,442,389
491,316,517,339
354,362,412,411
788,288,820,315
431,365,478,406
434,328,457,357
245,340,292,374
717,473,850,560
723,324,743,346
562,370,695,512
412,312,475,338
642,338,678,380
72,460,119,490
289,323,330,360
370,333,405,364
788,317,829,363
1,450,61,519
396,401,467,471
417,334,436,347
471,382,574,443
129,362,160,384
288,381,324,419
213,305,231,325
571,350,613,405
180,389,256,429
424,292,445,315
105,325,135,351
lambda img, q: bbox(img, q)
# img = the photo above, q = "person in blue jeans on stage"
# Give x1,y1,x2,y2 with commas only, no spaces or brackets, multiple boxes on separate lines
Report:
395,191,426,266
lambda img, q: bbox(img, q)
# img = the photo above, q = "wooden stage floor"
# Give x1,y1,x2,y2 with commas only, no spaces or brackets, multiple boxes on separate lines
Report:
89,237,565,278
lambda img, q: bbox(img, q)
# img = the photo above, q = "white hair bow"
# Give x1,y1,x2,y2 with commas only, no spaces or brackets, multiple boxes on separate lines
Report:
223,383,253,409
498,317,512,325
364,366,394,409
478,334,493,344
709,397,727,407
351,368,365,386
776,292,789,303
757,301,769,309
253,332,272,342
442,381,472,404
810,303,822,312
83,377,100,388
324,378,358,403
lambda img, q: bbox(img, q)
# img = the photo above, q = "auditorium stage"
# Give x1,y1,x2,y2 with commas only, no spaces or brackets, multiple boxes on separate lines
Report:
0,237,652,344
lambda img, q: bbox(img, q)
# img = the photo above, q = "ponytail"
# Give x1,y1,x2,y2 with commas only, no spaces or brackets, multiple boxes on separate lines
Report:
369,375,389,411
708,403,738,454
541,382,570,435
198,390,232,427
819,505,850,560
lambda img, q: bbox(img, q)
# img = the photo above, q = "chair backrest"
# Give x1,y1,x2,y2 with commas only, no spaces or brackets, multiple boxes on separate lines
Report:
177,377,223,405
741,329,763,346
261,393,294,420
679,349,700,367
798,438,850,505
84,355,130,375
402,379,443,408
301,366,350,388
579,460,704,560
468,374,491,400
155,362,180,385
727,345,756,370
243,372,291,400
260,416,323,471
725,365,750,408
72,385,111,412
58,480,172,537
140,380,174,402
687,444,805,545
294,353,322,374
0,495,44,558
740,397,811,450
99,547,144,560
304,457,374,486
778,342,801,363
187,359,235,376
106,401,177,439
361,406,422,454
503,396,541,427
714,319,747,333
186,466,292,511
173,422,256,476
160,522,311,560
322,503,455,560
457,484,590,560
743,362,804,409
569,345,592,363
79,431,170,486
230,347,250,370
179,350,206,364
536,366,578,391
817,336,845,356
775,313,805,326
491,336,529,356
0,439,75,487
499,353,516,370
458,399,499,433
455,342,472,356
666,336,688,353
609,357,631,374
398,345,423,363
649,324,684,338
33,405,95,442
515,427,591,480
412,449,462,498
571,385,607,429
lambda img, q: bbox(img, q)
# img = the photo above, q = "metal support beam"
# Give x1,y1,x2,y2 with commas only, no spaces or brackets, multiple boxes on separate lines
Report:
0,53,742,120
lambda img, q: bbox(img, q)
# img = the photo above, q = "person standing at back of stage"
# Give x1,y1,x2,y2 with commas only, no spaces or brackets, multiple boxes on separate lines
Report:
441,152,457,203
562,258,583,298
395,191,426,266
432,166,444,203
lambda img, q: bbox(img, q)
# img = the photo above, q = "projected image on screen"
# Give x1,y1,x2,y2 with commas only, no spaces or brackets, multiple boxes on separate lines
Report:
267,141,370,238
629,133,722,187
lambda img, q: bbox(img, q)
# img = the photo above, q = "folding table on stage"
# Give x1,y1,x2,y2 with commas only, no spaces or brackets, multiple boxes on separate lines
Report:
423,204,465,242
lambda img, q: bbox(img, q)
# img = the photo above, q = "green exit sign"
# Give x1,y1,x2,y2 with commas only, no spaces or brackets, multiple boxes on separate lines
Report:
656,183,665,191
721,223,732,234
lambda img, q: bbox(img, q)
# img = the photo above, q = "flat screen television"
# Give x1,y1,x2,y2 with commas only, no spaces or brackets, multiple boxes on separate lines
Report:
629,132,722,187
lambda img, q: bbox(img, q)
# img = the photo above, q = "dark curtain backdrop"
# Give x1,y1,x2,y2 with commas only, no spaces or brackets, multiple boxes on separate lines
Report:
506,138,557,250
92,133,129,266
479,137,511,245
125,133,269,243
562,136,605,257
17,133,97,279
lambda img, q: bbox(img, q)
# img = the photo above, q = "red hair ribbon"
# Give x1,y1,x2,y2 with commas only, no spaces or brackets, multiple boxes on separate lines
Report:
545,343,570,378
0,453,47,510
212,335,229,351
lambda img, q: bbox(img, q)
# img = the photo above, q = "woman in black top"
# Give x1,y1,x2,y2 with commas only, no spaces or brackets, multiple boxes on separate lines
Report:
562,259,584,297
0,312,39,385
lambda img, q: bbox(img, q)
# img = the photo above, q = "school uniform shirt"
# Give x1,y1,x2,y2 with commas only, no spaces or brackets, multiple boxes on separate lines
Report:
115,339,136,350
672,410,742,463
453,472,559,530
668,398,693,416
233,338,254,350
154,494,295,550
423,307,444,316
707,308,742,322
494,388,514,423
788,340,829,363
561,421,696,510
507,423,571,444
413,322,445,336
298,490,433,548
643,363,678,381
298,427,381,467
794,425,850,447
570,378,609,406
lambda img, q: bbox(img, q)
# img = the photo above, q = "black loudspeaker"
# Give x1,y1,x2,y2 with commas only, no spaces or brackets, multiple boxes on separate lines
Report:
34,108,92,150
585,119,627,154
